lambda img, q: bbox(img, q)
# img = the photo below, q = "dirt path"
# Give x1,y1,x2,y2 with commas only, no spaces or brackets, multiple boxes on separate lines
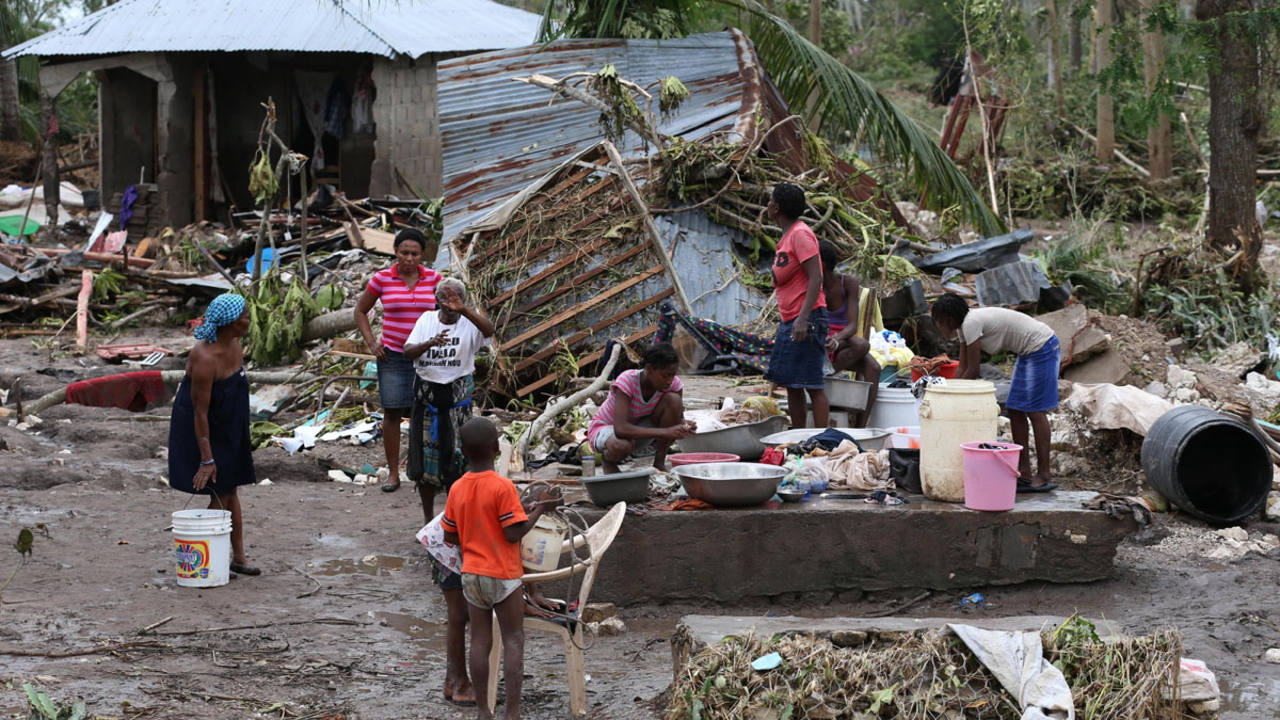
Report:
1,340,1279,718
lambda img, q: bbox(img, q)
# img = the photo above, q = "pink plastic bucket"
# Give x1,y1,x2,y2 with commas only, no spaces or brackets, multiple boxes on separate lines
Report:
960,441,1023,511
668,452,741,467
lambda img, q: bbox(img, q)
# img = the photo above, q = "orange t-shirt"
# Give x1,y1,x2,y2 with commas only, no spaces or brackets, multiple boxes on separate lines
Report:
772,220,826,322
441,470,528,580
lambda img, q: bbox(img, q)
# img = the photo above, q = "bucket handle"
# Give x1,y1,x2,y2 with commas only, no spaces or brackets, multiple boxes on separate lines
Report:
991,444,1021,477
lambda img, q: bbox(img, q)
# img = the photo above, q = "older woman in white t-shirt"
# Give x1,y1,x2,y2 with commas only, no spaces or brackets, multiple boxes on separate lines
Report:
402,277,496,523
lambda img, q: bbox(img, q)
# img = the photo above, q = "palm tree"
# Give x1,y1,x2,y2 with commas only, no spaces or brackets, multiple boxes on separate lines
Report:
540,0,1004,236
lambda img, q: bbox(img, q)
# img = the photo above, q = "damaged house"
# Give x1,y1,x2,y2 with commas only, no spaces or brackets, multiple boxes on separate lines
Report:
435,30,906,398
3,0,542,230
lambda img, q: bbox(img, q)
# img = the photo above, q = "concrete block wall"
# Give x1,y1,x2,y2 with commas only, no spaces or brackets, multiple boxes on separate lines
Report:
370,57,442,199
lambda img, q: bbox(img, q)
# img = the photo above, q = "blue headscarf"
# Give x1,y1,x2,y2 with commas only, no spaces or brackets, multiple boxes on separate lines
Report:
195,293,247,343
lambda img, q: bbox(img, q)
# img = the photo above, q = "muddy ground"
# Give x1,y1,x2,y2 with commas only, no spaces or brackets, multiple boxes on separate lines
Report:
2,336,1280,719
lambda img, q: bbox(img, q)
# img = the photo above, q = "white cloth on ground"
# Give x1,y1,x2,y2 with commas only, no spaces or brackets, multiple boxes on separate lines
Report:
949,624,1075,720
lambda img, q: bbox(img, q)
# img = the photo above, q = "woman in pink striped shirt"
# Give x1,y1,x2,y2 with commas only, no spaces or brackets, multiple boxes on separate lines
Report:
354,228,441,492
587,343,694,473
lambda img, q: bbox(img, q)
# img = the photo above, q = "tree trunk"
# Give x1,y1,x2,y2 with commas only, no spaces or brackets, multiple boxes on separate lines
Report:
1094,0,1114,162
1140,0,1173,180
39,92,60,232
1068,0,1083,74
1046,0,1065,115
0,59,19,142
1196,0,1263,286
809,0,822,47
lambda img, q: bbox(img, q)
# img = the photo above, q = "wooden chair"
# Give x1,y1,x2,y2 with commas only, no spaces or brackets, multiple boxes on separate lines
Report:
486,501,627,717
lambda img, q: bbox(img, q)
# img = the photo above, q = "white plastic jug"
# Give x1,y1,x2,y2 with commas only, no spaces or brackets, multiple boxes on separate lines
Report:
918,379,999,502
520,514,568,572
172,509,232,588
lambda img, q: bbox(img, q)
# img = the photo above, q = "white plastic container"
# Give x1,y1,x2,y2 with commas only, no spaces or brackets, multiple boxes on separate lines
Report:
889,425,922,449
866,385,920,429
521,513,568,572
172,509,232,588
917,379,999,502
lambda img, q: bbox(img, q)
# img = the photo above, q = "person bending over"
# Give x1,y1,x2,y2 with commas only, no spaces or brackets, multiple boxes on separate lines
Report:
586,342,693,473
819,240,881,427
930,293,1060,492
442,418,558,720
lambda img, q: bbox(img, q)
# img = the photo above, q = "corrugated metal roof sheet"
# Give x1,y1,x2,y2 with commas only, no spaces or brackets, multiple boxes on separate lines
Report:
437,30,767,242
4,0,541,59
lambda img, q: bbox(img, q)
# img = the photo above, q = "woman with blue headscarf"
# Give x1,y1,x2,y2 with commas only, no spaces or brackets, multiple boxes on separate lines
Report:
168,293,260,575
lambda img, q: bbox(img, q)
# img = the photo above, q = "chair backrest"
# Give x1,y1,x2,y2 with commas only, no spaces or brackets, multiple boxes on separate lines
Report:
572,501,626,610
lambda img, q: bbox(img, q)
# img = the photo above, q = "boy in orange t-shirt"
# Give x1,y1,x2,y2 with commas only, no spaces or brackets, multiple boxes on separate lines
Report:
443,417,556,720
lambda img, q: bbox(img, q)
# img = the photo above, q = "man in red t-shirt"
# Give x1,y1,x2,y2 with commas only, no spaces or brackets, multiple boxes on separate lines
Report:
764,182,830,428
443,418,557,720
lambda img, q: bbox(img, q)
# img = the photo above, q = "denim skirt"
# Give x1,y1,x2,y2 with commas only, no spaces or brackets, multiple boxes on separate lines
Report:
764,307,829,390
376,349,416,410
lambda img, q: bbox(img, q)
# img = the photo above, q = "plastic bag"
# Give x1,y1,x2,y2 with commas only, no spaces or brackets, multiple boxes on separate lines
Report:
416,512,462,574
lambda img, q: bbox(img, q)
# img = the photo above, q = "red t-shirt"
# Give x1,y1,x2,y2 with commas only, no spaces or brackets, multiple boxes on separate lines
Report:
441,470,528,580
772,221,826,322
365,265,440,353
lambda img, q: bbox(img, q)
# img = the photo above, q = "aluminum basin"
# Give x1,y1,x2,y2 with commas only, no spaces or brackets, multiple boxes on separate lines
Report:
581,469,652,506
824,377,873,411
760,427,892,451
673,462,787,507
677,415,786,461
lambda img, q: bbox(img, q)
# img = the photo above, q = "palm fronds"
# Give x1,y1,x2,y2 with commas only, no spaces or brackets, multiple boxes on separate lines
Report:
731,0,1003,236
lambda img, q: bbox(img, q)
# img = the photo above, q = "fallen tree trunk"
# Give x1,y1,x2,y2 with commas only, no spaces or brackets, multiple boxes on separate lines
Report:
302,309,359,343
17,370,319,420
514,343,622,463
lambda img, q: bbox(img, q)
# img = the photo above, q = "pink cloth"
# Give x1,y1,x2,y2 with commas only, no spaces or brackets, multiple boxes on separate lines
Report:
772,221,826,322
365,265,439,352
587,369,684,444
65,371,167,412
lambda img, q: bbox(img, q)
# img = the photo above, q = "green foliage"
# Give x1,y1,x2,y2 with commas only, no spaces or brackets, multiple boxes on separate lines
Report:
23,685,86,720
776,0,855,58
248,150,278,207
658,75,690,117
590,64,645,140
244,269,343,366
249,421,285,450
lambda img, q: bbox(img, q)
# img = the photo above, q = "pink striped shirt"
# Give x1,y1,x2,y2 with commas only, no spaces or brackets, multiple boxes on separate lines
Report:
587,369,684,442
366,265,439,352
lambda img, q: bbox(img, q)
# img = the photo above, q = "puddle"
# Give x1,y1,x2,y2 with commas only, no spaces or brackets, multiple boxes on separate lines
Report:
312,554,406,576
374,612,445,643
1220,679,1280,718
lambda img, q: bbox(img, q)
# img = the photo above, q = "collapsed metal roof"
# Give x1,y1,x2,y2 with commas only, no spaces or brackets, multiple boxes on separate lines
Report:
4,0,542,60
437,29,798,242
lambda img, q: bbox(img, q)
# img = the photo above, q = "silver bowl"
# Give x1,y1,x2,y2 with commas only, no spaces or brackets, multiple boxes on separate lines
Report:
677,415,786,461
777,487,806,503
672,462,788,507
760,427,892,451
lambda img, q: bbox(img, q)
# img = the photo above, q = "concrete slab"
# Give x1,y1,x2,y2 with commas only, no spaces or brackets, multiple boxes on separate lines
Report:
671,614,1121,682
585,491,1136,605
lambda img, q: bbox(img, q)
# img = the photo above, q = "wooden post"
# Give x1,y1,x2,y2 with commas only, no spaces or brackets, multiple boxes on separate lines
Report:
39,91,60,233
600,141,695,317
1140,0,1173,180
76,270,93,350
1047,0,1065,115
1094,0,1115,162
193,66,207,222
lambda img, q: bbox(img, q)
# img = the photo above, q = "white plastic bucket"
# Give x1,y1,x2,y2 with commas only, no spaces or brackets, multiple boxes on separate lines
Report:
866,386,920,429
889,425,922,449
172,509,232,588
520,514,568,572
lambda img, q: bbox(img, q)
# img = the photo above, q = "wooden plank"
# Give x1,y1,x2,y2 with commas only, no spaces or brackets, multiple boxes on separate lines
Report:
486,233,615,310
359,226,396,255
541,165,598,201
512,287,674,372
510,242,650,317
601,141,695,316
193,65,206,223
516,324,659,398
499,266,663,352
470,183,624,269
